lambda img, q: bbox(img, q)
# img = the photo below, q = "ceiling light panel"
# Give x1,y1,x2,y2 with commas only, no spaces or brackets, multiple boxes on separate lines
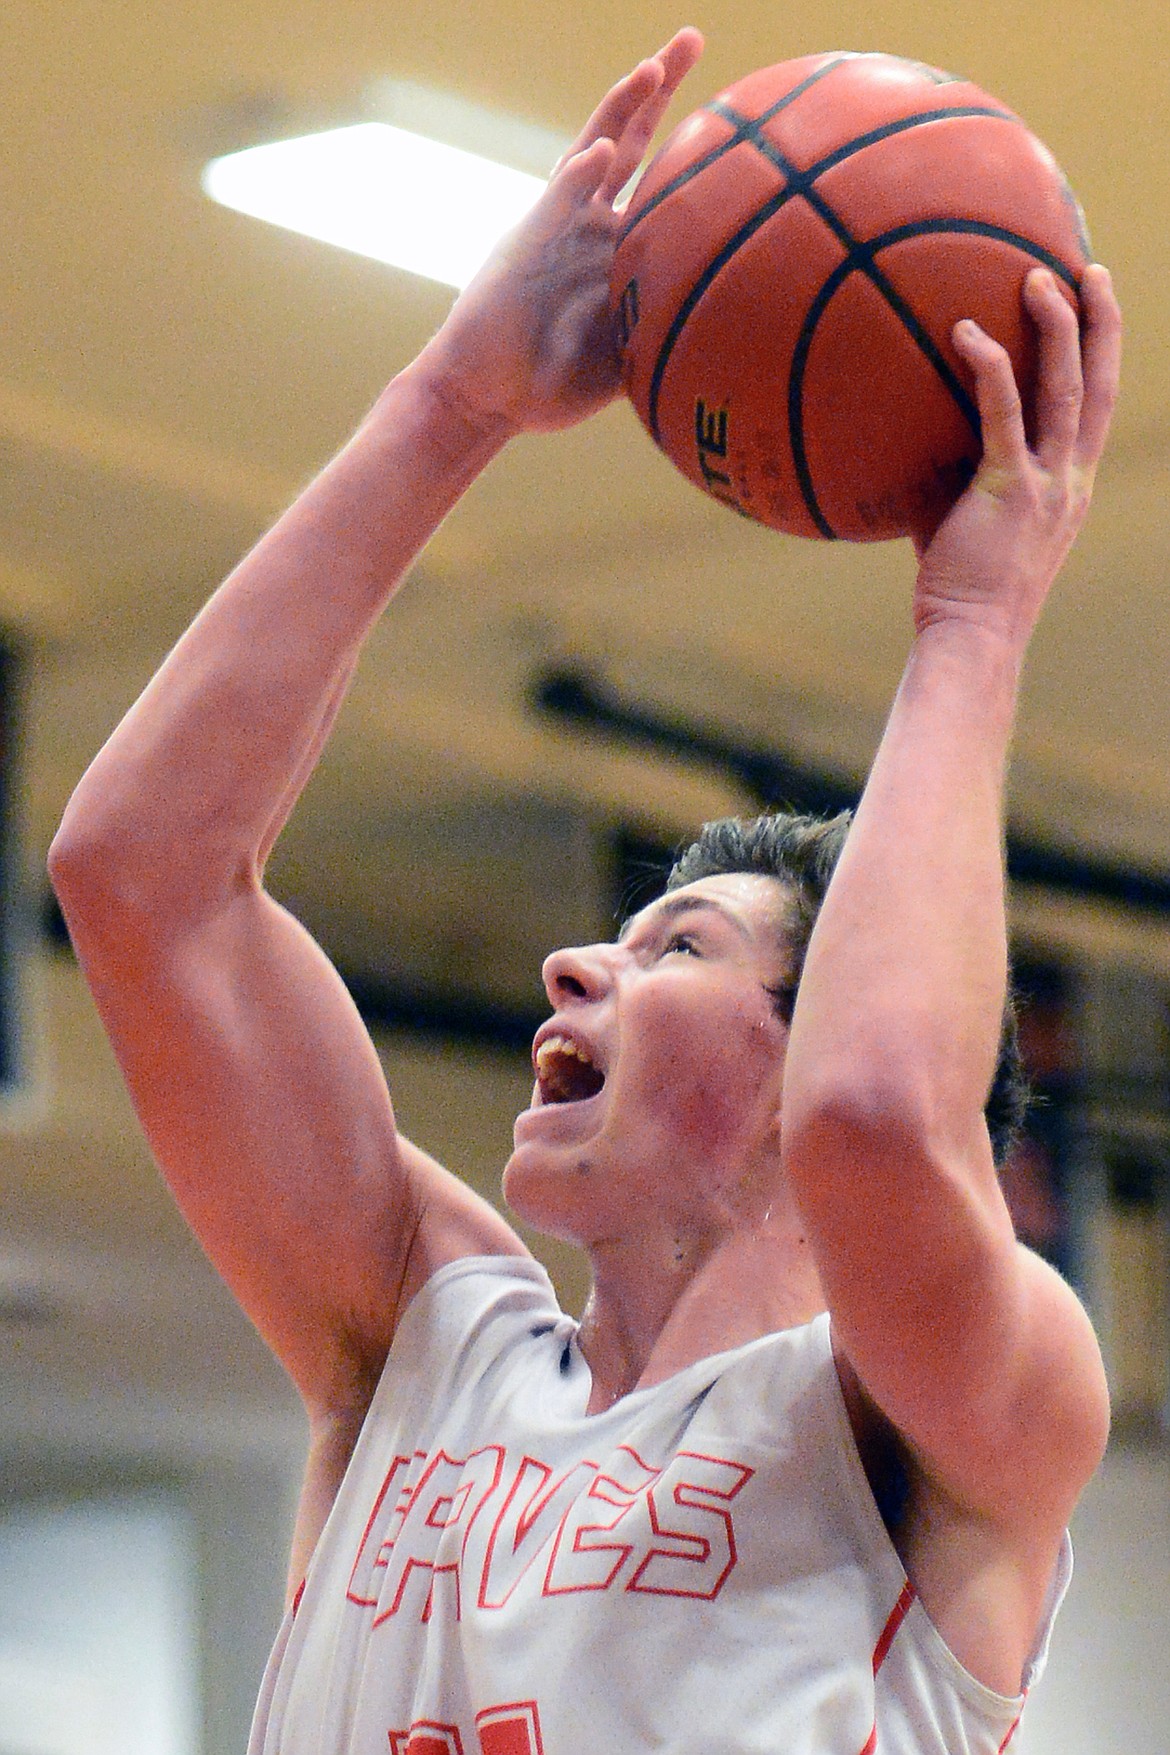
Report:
202,85,569,291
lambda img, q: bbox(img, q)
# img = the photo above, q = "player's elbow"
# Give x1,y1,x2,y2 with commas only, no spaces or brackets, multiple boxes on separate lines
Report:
48,813,159,960
50,760,150,888
780,1063,1005,1243
1013,1252,1113,1502
49,803,117,910
783,1058,951,1169
49,792,251,958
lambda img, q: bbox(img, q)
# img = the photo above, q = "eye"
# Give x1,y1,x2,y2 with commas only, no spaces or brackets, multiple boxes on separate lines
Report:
663,931,701,957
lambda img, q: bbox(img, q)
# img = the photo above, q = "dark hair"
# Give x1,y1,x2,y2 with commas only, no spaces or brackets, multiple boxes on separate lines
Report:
665,811,1027,1167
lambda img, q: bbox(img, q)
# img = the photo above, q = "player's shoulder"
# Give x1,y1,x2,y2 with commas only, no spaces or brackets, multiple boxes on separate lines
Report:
1011,1242,1110,1486
392,1131,534,1311
836,1239,1108,1539
926,1241,1109,1539
300,1133,531,1430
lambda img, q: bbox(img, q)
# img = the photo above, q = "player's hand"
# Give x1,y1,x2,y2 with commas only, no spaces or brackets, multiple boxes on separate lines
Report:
910,262,1121,647
413,28,704,438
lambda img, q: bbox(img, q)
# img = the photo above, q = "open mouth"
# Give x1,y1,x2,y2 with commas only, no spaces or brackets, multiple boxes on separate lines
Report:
534,1034,606,1105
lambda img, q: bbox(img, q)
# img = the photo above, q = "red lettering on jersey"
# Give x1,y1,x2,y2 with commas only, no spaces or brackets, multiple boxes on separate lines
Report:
348,1452,419,1606
388,1721,465,1755
352,1447,504,1624
379,1448,505,1625
475,1700,545,1755
354,1442,753,1622
478,1456,598,1609
627,1451,754,1599
377,1554,464,1625
542,1445,659,1596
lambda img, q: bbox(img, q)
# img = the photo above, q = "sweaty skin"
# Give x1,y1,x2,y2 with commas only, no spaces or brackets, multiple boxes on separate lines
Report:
47,27,1120,1704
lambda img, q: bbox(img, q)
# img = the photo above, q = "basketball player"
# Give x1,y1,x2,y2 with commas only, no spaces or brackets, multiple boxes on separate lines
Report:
49,28,1122,1754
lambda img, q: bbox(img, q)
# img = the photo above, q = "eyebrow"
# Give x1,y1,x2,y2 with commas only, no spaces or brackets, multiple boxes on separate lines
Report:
617,893,752,944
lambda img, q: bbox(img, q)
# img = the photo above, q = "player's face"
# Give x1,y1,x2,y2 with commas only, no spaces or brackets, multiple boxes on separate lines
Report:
504,873,796,1246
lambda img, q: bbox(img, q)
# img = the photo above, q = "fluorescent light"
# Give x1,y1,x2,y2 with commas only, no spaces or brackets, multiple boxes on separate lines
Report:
202,108,558,290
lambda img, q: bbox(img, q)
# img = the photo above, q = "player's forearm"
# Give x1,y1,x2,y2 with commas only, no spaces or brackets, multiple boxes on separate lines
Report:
50,356,511,918
784,615,1022,1161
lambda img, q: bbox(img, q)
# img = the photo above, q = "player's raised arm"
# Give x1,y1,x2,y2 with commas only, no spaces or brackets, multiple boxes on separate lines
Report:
778,265,1121,1529
47,32,706,1420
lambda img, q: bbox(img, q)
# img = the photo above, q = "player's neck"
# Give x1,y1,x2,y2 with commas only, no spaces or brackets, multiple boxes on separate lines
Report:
576,1212,825,1415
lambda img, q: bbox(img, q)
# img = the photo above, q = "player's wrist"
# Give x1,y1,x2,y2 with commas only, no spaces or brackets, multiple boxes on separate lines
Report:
912,561,1045,652
907,606,1029,697
386,347,524,459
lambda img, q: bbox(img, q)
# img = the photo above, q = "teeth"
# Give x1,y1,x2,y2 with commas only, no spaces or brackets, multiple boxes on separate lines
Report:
535,1034,596,1075
533,1033,606,1103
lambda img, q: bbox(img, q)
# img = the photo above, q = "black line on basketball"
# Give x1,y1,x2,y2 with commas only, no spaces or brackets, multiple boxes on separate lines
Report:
788,221,1083,538
1058,177,1093,261
787,263,853,536
791,196,982,430
787,242,981,537
894,59,966,85
618,57,846,246
787,235,981,536
643,127,815,443
646,182,803,440
804,106,1016,182
867,218,1082,289
645,107,1025,439
855,245,981,427
709,102,1020,203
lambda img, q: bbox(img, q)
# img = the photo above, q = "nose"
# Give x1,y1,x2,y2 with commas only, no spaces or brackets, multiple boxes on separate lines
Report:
541,942,615,1008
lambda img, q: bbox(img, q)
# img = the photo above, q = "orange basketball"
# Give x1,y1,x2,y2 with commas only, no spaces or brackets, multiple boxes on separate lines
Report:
610,52,1091,541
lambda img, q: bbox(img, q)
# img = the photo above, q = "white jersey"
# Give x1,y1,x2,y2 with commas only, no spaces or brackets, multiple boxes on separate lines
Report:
250,1255,1069,1755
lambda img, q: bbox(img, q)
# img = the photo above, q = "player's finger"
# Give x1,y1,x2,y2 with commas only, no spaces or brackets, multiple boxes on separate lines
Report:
953,319,1029,479
594,67,668,206
1074,263,1122,468
638,25,705,109
535,135,618,229
598,28,705,204
556,55,667,174
1024,268,1083,468
554,30,702,184
549,135,615,194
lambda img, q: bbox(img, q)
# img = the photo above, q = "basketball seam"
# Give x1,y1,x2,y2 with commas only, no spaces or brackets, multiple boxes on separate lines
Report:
621,60,1004,247
788,221,1082,535
865,217,1080,284
715,108,993,519
617,56,850,245
646,185,804,447
632,73,1075,536
646,105,1016,449
787,247,974,538
645,107,1005,521
790,105,1017,182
